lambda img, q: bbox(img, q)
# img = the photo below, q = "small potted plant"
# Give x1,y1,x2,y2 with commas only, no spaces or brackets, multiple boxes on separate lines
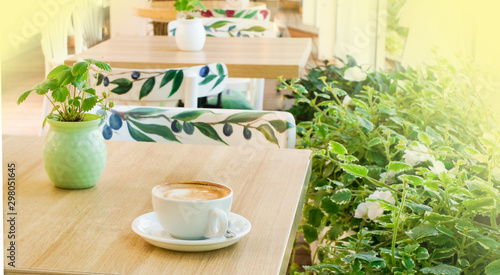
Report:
18,59,113,189
173,0,207,51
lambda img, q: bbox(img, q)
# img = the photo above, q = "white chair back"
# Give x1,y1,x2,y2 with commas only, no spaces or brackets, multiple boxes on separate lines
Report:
91,63,228,108
73,0,105,54
96,106,296,149
168,18,277,38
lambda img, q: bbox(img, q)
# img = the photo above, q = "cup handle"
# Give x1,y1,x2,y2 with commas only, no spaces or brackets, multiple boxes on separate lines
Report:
205,209,228,238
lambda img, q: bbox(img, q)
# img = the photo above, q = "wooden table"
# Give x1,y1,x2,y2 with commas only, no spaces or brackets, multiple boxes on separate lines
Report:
64,36,312,79
2,136,311,274
134,1,267,23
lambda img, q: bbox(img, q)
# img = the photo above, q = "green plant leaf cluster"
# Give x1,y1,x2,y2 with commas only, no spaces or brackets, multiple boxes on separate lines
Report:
282,54,500,274
18,59,113,123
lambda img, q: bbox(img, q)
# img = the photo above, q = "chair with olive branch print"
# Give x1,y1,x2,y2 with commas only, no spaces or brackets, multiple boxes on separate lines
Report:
97,105,296,149
90,63,228,108
168,18,278,110
195,8,271,21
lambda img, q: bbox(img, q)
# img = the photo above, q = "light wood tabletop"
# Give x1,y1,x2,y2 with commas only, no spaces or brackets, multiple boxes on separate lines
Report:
134,1,267,23
2,135,311,275
64,36,312,79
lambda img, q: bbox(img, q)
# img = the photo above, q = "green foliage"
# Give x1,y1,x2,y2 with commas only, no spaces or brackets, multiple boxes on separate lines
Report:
174,0,206,18
18,60,113,123
281,55,500,274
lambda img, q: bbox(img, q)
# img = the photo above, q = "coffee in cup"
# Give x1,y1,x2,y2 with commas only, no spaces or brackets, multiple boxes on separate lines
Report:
152,181,232,240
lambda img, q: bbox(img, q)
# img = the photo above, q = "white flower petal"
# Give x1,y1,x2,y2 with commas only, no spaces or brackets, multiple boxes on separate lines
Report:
354,202,368,218
342,95,352,106
366,201,384,220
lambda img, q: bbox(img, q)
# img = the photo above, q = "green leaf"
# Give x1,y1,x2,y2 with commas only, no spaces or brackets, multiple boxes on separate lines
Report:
302,225,318,243
425,212,455,223
160,70,177,88
209,20,233,29
328,141,347,155
321,197,339,215
404,244,420,253
199,74,217,85
85,58,112,72
82,95,97,111
169,70,184,97
415,247,430,260
339,164,368,178
402,255,415,270
126,107,168,116
52,86,70,102
326,224,343,241
172,110,213,121
420,264,461,275
331,188,352,204
486,259,500,275
193,122,227,145
435,226,454,237
306,208,324,227
345,252,385,263
84,88,96,95
216,63,225,75
17,90,33,104
398,175,424,185
367,137,382,147
256,124,279,147
224,112,271,123
233,10,244,18
213,9,225,15
243,10,257,19
406,225,438,241
388,161,412,173
463,197,495,212
71,61,89,76
139,77,156,100
240,26,267,32
110,78,133,95
406,201,432,214
418,132,433,145
47,64,70,79
357,116,374,132
129,119,180,143
58,67,74,86
269,120,293,133
126,121,155,142
211,75,226,91
96,73,104,86
37,79,60,95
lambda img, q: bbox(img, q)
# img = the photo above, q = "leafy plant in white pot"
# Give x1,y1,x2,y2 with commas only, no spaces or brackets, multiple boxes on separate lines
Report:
173,0,207,51
18,59,113,189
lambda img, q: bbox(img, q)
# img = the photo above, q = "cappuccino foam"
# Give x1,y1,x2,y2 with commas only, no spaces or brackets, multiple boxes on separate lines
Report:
158,182,230,201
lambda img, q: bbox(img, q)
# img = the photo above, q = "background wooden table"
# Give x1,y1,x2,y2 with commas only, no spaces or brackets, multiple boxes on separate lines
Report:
3,136,311,274
134,1,267,23
64,36,312,79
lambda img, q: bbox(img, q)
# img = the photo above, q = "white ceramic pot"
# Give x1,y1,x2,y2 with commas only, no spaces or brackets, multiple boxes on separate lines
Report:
175,18,206,52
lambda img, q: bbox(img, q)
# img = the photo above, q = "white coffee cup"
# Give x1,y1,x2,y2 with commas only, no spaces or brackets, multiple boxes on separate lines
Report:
152,181,232,240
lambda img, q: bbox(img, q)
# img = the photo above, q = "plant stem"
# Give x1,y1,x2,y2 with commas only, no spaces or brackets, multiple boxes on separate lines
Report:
392,179,407,266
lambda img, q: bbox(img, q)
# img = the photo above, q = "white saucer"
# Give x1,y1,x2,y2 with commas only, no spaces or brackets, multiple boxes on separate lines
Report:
132,212,251,252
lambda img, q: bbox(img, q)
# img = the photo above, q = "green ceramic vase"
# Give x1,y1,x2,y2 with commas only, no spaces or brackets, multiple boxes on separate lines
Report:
43,114,107,189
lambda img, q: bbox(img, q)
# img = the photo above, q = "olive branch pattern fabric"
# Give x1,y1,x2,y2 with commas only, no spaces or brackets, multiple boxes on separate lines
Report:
90,63,228,106
197,9,270,21
97,106,296,148
168,18,276,38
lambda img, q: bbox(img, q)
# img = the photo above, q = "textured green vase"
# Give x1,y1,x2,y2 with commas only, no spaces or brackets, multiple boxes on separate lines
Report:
43,114,107,189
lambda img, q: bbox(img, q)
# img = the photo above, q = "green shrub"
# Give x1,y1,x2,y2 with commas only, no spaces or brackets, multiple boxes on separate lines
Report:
281,56,500,274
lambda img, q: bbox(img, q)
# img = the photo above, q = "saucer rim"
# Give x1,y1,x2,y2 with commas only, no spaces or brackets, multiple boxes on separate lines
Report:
131,211,251,246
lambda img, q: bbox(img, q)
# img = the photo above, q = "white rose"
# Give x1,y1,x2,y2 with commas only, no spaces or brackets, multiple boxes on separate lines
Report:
344,67,367,82
403,143,434,166
355,191,395,220
343,95,352,107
